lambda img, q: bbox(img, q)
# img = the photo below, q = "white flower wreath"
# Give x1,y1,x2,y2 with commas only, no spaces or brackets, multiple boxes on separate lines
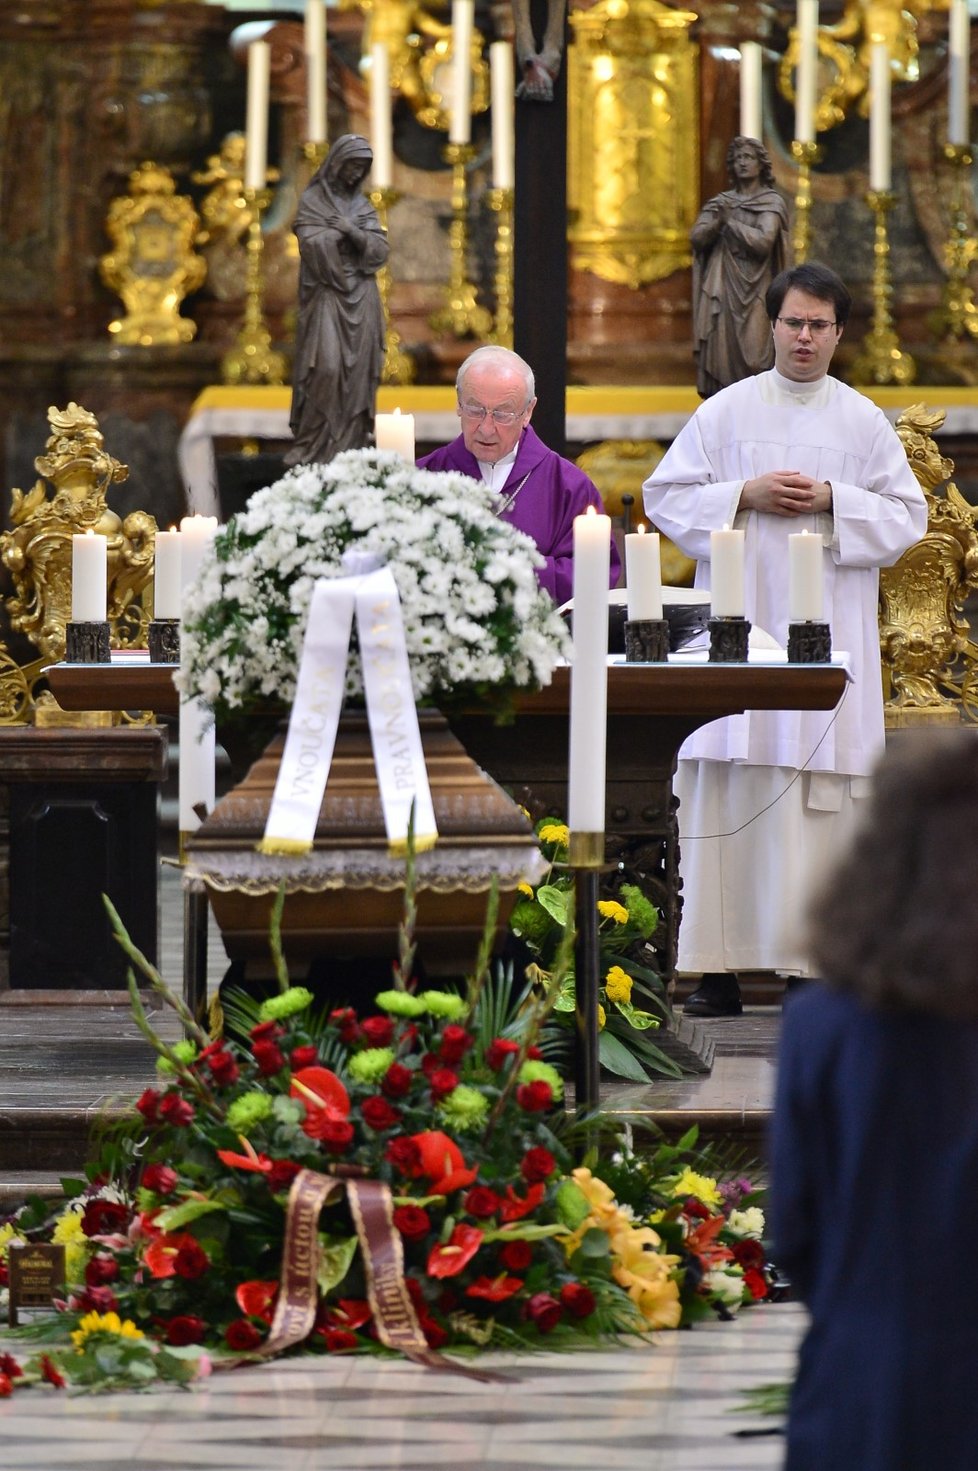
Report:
177,448,570,724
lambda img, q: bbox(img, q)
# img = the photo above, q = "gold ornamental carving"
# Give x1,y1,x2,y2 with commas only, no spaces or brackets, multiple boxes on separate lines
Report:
1,404,157,677
879,404,978,726
568,0,699,289
99,161,206,346
575,439,696,584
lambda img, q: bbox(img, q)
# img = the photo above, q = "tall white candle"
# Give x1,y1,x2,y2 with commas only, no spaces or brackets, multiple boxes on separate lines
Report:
788,530,824,621
370,42,393,189
490,41,515,188
305,0,328,145
179,700,216,834
375,409,416,459
71,530,107,623
710,526,745,617
795,0,819,144
153,529,182,621
567,509,611,836
625,527,663,622
869,40,892,190
449,0,474,145
179,514,219,596
949,0,971,146
245,40,271,190
740,41,763,141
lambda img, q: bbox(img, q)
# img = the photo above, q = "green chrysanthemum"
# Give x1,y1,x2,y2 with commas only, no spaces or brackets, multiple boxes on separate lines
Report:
508,899,553,948
157,1039,198,1075
437,1083,489,1132
421,990,467,1020
620,882,658,939
373,990,428,1017
518,1059,564,1102
226,1092,275,1132
258,986,315,1022
348,1047,396,1083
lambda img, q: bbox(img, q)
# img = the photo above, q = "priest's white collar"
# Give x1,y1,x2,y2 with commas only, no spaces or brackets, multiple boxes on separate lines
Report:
476,445,519,490
760,366,835,408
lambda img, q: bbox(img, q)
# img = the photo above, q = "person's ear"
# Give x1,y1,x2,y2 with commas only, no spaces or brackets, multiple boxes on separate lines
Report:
525,396,538,422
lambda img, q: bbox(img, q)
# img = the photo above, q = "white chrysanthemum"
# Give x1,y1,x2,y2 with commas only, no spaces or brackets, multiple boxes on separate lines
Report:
177,449,569,722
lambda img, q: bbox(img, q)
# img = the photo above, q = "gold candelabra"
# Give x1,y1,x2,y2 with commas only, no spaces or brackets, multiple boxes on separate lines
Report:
221,187,288,387
931,143,978,347
429,143,493,339
790,140,821,263
850,190,916,387
485,186,514,349
369,186,417,385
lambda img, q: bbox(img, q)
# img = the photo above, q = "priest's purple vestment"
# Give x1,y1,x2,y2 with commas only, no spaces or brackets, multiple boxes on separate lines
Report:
418,426,619,604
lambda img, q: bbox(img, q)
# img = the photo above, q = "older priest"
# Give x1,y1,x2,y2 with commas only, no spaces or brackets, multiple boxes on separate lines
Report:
418,346,619,604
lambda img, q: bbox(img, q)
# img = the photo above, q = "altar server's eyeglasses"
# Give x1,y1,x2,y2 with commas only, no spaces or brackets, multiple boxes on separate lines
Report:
459,401,529,426
776,316,839,336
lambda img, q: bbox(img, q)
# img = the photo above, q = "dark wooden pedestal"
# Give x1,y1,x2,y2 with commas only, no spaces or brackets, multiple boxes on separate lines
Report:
0,726,167,991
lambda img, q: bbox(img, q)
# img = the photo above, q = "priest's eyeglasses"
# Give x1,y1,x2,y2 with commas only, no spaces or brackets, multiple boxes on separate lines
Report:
458,401,528,427
776,316,838,336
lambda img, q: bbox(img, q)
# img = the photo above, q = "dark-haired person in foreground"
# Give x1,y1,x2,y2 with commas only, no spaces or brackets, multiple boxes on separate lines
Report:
770,730,978,1470
643,263,926,1015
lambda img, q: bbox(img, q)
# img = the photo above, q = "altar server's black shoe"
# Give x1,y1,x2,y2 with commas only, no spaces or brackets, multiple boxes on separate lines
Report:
683,973,743,1017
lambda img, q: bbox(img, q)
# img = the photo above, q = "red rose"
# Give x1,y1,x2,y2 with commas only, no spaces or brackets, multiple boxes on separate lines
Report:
438,1024,472,1064
318,1327,359,1352
527,1291,563,1333
249,1020,284,1043
392,1205,431,1240
142,1162,178,1196
84,1254,119,1287
329,1008,360,1044
206,1050,240,1088
39,1355,66,1389
426,1223,485,1279
362,1096,402,1131
742,1266,769,1301
361,1015,395,1047
80,1199,130,1238
252,1039,286,1076
463,1186,501,1220
485,1038,520,1071
165,1315,207,1346
266,1159,303,1192
732,1238,765,1270
135,1087,161,1122
173,1240,210,1279
316,1118,355,1153
225,1318,263,1351
420,1052,440,1076
385,1136,422,1174
526,1045,543,1060
520,1147,556,1184
158,1093,195,1127
516,1080,553,1113
559,1282,596,1319
499,1239,533,1272
74,1285,118,1314
382,1063,414,1099
0,1373,13,1397
290,1044,319,1069
428,1067,459,1101
683,1197,712,1221
0,1354,22,1379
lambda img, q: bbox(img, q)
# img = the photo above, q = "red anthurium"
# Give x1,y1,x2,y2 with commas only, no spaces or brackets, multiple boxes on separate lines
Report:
235,1280,279,1320
290,1066,351,1121
324,1298,372,1331
217,1136,274,1174
144,1231,208,1280
426,1223,484,1279
499,1182,545,1222
411,1131,479,1193
465,1274,523,1302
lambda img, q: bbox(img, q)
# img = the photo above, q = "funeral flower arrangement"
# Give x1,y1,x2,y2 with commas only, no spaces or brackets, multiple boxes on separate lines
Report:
0,904,772,1394
177,448,570,727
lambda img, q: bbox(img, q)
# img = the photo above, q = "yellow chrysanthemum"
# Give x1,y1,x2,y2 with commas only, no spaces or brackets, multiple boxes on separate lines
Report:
597,1004,606,1030
538,822,569,848
51,1206,92,1286
669,1166,722,1209
604,965,633,1004
71,1310,145,1351
597,900,629,924
517,881,534,897
0,1221,22,1259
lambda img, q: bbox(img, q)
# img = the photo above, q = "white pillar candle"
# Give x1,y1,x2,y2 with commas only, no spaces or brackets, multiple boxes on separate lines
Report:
795,0,819,144
949,0,971,146
625,527,663,622
304,0,328,145
449,0,474,145
179,699,216,834
869,39,891,190
370,42,393,189
788,530,824,621
179,514,219,597
374,409,416,458
739,41,763,141
153,528,182,621
71,530,107,623
710,526,745,617
567,509,611,836
244,40,271,191
490,41,515,188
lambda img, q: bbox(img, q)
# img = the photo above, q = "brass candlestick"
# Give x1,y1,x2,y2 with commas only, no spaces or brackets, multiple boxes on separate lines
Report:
931,143,978,346
302,139,330,173
790,140,821,263
368,186,416,386
850,190,916,387
221,186,288,387
485,186,514,349
429,143,493,339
